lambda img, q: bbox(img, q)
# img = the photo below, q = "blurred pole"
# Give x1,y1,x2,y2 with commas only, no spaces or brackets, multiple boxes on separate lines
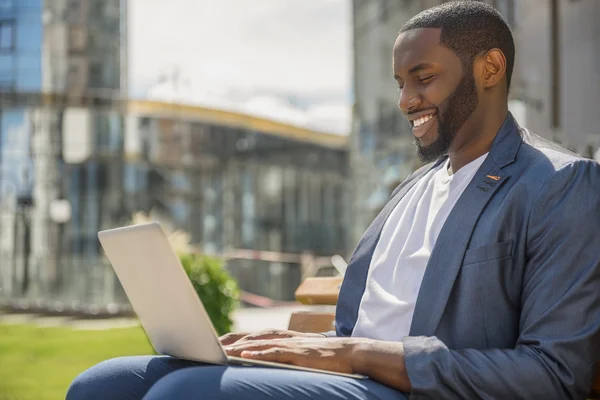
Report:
331,254,348,277
15,166,33,298
20,200,30,296
11,200,18,296
49,198,71,295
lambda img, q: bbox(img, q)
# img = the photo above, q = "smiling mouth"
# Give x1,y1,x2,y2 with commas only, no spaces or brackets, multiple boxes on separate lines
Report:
411,112,436,128
410,111,437,139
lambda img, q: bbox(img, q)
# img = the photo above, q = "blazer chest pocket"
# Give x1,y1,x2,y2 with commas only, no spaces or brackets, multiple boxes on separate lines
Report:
463,240,514,266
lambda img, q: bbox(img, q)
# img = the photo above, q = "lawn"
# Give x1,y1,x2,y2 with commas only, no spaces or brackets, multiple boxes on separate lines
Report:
0,322,154,400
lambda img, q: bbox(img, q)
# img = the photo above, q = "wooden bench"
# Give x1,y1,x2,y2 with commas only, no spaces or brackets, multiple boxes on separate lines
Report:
288,277,340,333
289,277,600,399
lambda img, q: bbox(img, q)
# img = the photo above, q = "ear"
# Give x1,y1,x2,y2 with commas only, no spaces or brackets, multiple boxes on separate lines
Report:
479,48,507,89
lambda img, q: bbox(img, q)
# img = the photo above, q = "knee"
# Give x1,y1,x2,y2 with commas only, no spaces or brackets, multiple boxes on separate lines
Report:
66,358,113,400
66,356,153,400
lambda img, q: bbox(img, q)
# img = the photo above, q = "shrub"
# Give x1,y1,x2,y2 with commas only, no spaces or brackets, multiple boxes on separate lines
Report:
179,252,240,336
129,211,240,335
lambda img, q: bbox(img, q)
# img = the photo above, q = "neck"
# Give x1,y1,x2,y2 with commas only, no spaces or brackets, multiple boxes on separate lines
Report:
447,105,508,172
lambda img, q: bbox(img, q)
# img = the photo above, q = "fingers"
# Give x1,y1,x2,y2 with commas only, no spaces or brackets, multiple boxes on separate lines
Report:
238,346,353,375
240,347,298,364
240,347,318,370
220,329,312,347
237,329,293,343
225,342,279,357
224,337,313,356
221,329,294,346
219,332,248,346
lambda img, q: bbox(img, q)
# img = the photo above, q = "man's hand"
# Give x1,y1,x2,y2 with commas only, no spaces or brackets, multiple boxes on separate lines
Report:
224,337,358,374
219,329,325,346
223,337,411,392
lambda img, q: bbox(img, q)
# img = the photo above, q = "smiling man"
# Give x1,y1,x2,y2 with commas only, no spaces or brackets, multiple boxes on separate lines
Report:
68,2,600,399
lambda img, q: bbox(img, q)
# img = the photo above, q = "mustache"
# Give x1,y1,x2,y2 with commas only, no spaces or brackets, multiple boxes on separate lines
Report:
406,107,439,117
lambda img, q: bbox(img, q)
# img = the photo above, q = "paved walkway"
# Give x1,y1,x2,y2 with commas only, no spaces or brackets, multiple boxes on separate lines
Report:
0,304,335,332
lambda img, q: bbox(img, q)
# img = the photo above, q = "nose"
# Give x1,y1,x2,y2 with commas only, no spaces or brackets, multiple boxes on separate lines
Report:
398,86,421,114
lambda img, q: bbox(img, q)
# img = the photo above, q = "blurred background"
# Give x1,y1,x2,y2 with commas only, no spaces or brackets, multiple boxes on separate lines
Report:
0,0,599,319
1,1,599,398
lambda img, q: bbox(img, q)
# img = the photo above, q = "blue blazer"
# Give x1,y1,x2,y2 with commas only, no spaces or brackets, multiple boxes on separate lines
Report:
334,114,600,399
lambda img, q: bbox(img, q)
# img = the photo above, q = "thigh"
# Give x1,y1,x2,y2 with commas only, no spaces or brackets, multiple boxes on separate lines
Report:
66,355,200,400
143,366,408,400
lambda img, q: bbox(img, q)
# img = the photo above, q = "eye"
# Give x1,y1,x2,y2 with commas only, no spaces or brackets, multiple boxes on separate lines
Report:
418,75,435,84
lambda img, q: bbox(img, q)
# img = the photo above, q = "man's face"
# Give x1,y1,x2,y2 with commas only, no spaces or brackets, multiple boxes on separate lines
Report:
393,28,479,162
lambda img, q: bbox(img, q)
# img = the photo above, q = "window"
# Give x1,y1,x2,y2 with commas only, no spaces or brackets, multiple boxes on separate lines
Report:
171,170,190,192
170,197,189,225
96,162,109,190
354,0,367,12
377,99,394,144
105,0,120,18
66,0,85,24
90,0,106,17
0,20,14,52
94,113,111,152
0,1,13,11
67,58,89,92
68,26,87,53
123,163,138,193
88,61,103,88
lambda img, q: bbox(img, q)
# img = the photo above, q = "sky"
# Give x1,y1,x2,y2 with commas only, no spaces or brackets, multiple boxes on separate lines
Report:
129,0,352,135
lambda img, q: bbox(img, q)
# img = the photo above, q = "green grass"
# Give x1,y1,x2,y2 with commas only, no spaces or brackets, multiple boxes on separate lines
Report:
0,322,154,400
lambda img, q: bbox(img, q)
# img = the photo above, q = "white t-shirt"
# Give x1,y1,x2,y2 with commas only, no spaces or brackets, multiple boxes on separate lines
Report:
351,153,489,341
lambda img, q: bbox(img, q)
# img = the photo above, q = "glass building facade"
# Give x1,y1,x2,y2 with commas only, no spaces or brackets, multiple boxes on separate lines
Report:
0,0,42,92
124,103,350,301
0,101,349,310
0,0,127,313
0,1,349,312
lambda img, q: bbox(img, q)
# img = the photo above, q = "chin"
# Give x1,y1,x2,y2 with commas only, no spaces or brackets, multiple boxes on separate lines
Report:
414,130,450,163
416,131,440,147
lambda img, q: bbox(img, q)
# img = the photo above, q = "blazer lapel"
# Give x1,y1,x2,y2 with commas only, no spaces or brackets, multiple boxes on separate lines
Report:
409,113,522,337
409,160,510,336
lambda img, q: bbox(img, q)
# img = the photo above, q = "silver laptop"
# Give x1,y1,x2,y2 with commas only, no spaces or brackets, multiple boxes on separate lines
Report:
98,222,364,379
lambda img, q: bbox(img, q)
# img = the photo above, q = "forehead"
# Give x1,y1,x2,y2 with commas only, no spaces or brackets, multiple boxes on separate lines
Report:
393,27,459,73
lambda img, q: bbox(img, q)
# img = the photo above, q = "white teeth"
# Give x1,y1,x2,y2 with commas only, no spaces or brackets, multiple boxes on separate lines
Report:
413,114,434,128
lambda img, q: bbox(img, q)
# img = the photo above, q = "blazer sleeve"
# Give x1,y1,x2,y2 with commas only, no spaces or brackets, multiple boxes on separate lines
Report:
401,160,600,399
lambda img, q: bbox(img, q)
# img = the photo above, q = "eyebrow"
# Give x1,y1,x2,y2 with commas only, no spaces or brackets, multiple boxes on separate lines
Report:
394,63,436,80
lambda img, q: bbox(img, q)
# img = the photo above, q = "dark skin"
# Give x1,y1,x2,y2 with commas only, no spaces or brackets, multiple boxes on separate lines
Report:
221,27,509,393
395,28,509,172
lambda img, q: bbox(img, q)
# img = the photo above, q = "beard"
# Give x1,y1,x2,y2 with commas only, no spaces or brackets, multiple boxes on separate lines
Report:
415,65,479,163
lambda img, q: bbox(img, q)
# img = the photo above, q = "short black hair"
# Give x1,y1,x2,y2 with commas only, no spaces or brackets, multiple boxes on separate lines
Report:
400,1,515,91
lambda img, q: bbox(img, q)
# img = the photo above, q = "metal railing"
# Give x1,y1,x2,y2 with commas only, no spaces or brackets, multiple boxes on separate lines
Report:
0,252,133,318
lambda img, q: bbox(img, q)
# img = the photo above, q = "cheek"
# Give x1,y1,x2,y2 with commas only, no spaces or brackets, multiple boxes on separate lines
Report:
423,81,455,108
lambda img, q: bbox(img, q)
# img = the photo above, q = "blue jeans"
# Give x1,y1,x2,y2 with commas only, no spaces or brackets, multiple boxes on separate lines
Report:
66,356,408,400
